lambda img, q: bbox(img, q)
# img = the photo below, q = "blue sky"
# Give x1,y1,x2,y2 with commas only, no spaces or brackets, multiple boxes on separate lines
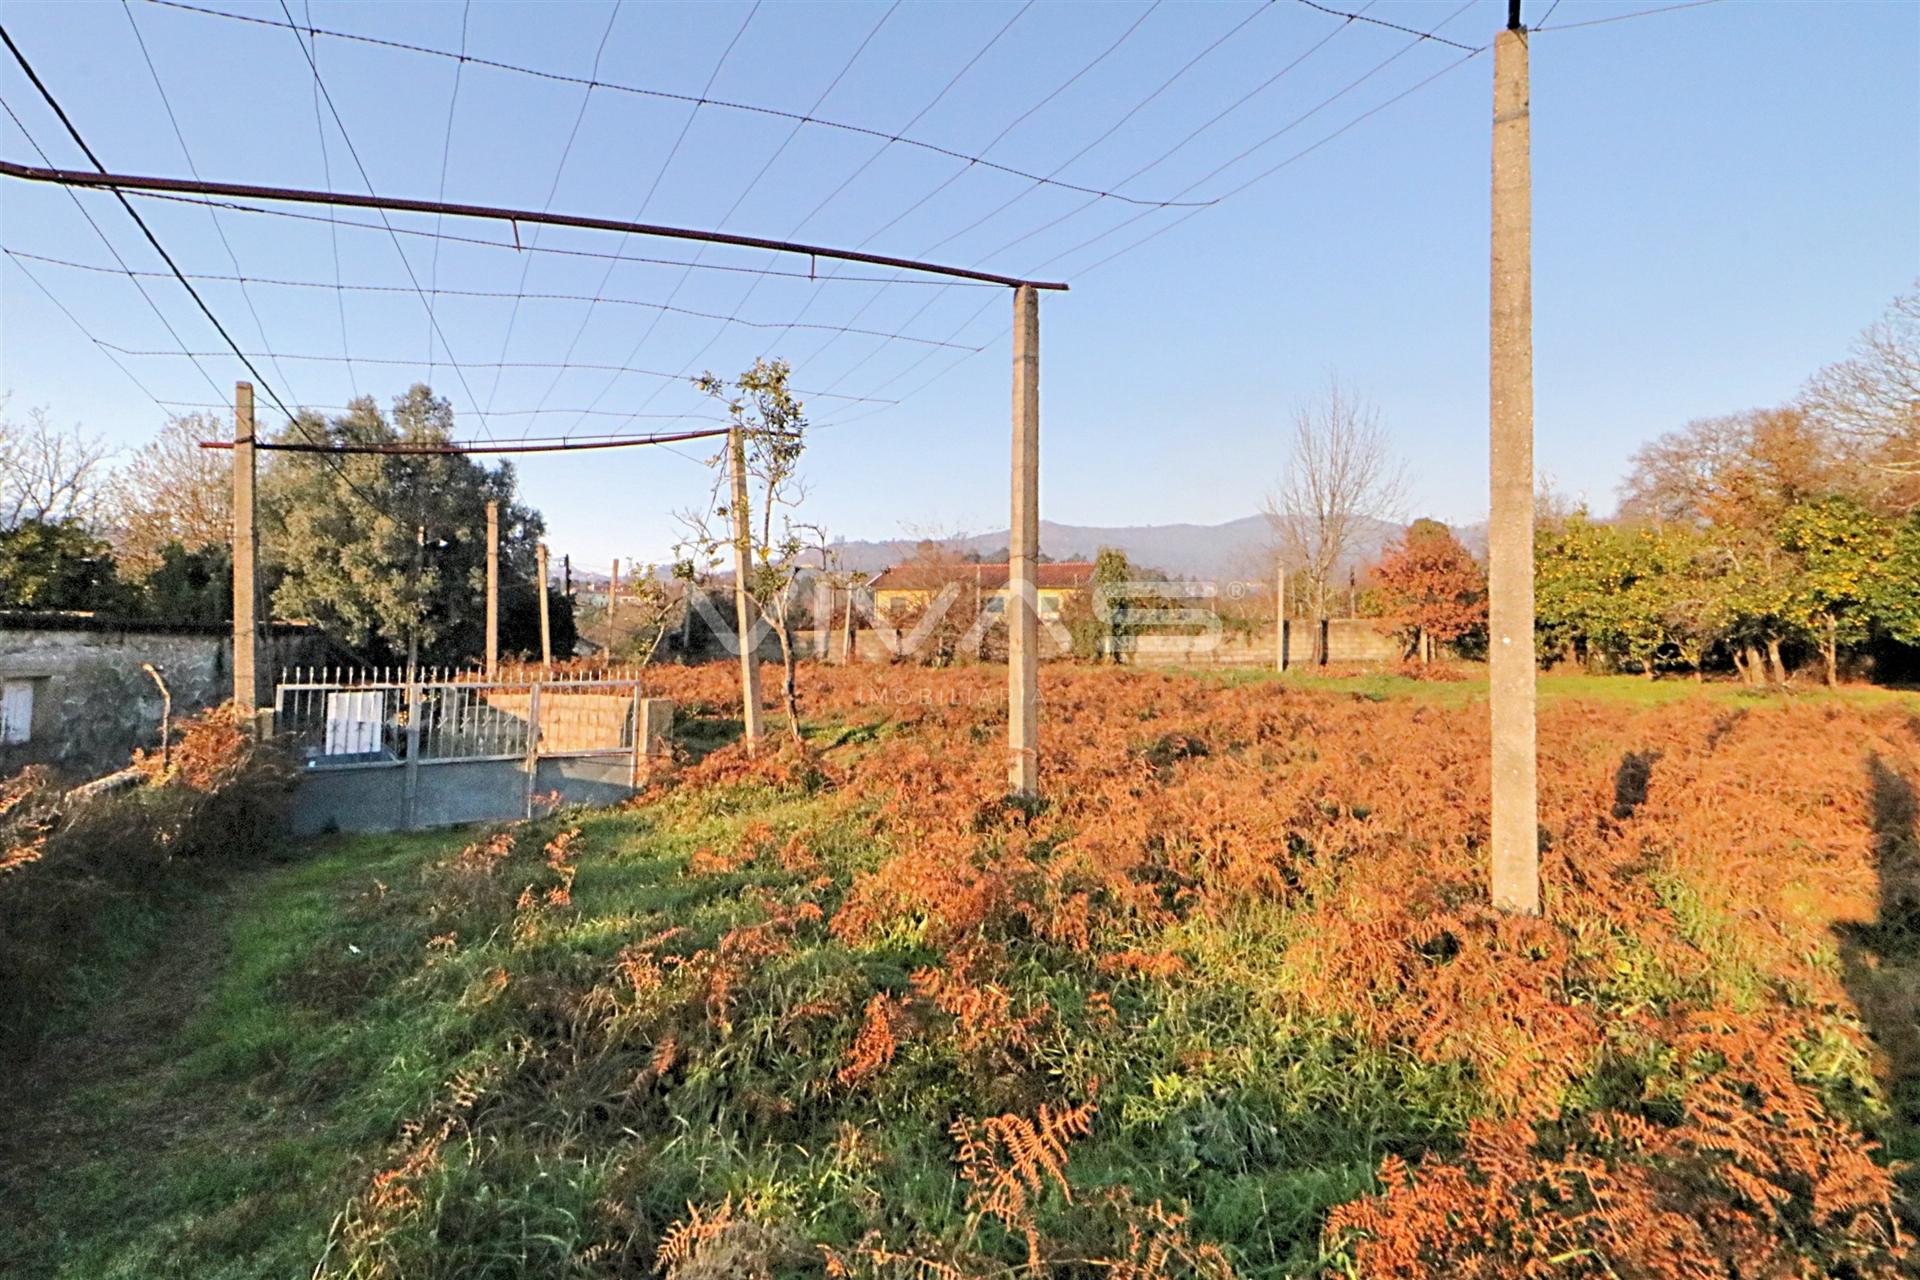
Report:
2,0,1915,576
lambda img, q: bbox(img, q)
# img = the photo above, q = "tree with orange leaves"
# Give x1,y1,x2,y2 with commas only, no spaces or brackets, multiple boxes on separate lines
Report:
1371,519,1486,664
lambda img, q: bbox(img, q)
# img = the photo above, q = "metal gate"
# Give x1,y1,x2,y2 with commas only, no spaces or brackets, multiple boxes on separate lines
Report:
275,670,672,835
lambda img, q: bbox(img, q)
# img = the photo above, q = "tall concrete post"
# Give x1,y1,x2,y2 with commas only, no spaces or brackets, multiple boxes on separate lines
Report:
485,500,500,677
728,425,764,752
536,541,553,673
1008,285,1040,796
1489,14,1540,915
1274,564,1287,673
609,558,621,655
231,381,259,715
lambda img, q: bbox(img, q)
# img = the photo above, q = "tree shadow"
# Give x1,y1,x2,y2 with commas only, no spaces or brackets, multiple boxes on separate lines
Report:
1838,754,1920,1233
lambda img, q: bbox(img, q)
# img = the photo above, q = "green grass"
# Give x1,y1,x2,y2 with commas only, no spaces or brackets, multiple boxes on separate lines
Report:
1199,664,1920,709
0,776,1483,1279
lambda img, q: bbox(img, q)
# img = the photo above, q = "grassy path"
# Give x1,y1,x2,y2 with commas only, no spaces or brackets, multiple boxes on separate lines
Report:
0,834,442,1279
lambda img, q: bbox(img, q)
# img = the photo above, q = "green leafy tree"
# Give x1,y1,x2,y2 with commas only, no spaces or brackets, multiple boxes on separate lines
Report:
138,540,232,625
259,385,571,664
1778,497,1897,685
0,518,130,611
1872,514,1920,646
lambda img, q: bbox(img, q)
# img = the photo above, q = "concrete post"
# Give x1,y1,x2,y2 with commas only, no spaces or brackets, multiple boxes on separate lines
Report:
609,558,621,654
536,541,553,673
1489,21,1540,915
1008,285,1040,795
231,381,259,715
485,500,500,677
728,425,764,752
1275,564,1287,673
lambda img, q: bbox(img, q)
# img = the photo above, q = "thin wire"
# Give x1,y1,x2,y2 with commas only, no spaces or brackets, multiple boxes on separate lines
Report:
602,0,1032,436
1009,0,1481,279
6,251,982,349
778,0,1275,384
139,0,1219,208
1533,0,1723,31
277,0,498,440
484,0,624,415
302,0,354,396
1292,0,1481,51
0,93,227,404
1538,0,1566,25
122,191,996,285
2,250,182,417
550,0,877,431
1,24,292,419
427,0,471,380
121,0,304,404
90,337,902,404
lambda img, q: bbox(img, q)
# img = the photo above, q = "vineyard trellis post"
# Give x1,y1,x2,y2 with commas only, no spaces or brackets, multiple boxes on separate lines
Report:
537,541,553,673
729,424,765,754
1489,5,1540,915
231,380,260,719
485,500,500,677
1008,284,1040,796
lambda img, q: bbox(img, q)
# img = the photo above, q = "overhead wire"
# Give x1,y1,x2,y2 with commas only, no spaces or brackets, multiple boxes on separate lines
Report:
549,0,890,429
599,0,1033,437
426,0,471,381
138,0,1218,208
276,0,499,440
121,0,304,405
1532,0,1723,32
0,87,228,405
483,0,623,414
301,0,355,395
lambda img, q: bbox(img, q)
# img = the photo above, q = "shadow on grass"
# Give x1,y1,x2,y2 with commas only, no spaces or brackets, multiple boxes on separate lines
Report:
1839,754,1920,1233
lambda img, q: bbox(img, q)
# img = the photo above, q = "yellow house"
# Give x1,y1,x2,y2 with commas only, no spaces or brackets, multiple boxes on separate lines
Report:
868,561,1094,621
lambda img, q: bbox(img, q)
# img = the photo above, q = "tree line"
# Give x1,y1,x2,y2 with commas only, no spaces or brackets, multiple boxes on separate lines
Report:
0,385,574,666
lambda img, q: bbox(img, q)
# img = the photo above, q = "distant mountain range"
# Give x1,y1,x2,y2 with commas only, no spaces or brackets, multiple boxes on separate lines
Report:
824,514,1410,581
570,514,1479,587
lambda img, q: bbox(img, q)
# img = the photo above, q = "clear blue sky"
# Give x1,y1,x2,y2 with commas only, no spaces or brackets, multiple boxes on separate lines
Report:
2,0,1915,576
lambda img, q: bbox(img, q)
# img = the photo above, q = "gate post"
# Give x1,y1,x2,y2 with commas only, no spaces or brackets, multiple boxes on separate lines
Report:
524,681,543,819
403,677,422,830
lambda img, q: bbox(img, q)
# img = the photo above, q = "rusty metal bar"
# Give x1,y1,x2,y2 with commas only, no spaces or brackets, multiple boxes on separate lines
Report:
0,160,1071,291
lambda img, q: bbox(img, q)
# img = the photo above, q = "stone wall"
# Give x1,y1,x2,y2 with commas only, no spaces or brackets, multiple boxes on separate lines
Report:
0,621,324,779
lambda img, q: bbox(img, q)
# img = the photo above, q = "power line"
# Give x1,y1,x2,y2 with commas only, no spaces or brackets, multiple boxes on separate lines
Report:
139,0,1218,209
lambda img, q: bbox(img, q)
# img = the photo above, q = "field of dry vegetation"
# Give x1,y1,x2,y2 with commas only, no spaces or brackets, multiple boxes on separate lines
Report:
3,665,1916,1279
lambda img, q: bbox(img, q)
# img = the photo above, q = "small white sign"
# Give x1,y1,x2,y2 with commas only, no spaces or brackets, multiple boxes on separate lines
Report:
323,690,385,756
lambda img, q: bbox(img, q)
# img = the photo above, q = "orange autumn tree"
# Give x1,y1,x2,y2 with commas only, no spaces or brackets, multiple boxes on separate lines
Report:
1372,519,1486,664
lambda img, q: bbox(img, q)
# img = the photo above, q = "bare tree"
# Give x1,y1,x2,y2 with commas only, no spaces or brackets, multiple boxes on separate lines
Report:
107,413,233,574
1264,376,1405,626
1802,287,1920,492
0,401,113,530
